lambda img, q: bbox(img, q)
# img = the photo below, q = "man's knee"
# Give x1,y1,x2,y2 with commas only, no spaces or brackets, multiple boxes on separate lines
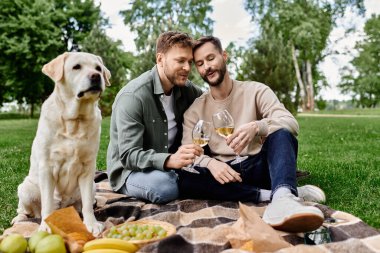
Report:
149,172,179,203
267,129,297,144
272,128,293,138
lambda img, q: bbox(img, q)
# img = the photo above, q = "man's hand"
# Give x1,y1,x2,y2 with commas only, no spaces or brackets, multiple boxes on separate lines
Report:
226,122,258,155
165,144,203,169
207,159,242,184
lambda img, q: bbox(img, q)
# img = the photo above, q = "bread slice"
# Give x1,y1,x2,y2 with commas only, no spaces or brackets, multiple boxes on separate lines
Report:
45,206,95,253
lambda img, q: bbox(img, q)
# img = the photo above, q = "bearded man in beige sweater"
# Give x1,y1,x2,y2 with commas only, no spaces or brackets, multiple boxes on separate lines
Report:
178,36,326,233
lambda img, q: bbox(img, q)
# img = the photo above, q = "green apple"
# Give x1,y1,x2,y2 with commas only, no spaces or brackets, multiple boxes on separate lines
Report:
0,233,28,253
28,231,50,253
35,234,66,253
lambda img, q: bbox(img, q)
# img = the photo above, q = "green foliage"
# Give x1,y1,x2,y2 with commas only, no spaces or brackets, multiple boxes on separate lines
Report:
315,97,327,110
235,23,297,113
53,0,103,51
242,0,364,111
0,0,103,116
339,14,380,108
0,0,62,114
120,0,214,79
81,26,135,116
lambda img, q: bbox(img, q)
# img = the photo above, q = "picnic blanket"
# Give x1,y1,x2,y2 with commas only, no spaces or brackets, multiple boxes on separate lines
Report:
4,172,380,253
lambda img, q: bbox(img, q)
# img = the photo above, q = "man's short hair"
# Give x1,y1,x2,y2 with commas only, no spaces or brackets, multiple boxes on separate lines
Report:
193,36,223,54
156,31,193,54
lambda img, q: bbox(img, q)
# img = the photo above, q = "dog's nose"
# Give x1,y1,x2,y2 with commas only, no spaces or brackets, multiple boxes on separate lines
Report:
90,73,101,86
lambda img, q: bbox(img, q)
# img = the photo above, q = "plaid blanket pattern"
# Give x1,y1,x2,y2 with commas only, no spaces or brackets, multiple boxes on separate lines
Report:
3,172,380,253
93,172,380,253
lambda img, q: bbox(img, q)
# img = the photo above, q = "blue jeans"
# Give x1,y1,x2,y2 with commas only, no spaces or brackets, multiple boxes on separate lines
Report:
177,129,298,203
120,169,179,204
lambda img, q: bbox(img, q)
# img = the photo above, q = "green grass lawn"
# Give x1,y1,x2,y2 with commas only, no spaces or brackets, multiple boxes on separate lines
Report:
300,107,380,115
0,114,379,234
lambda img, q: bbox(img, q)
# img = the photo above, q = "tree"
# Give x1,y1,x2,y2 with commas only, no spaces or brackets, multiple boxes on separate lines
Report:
235,22,298,113
120,0,214,84
0,0,102,117
81,26,135,116
243,0,364,111
339,14,380,108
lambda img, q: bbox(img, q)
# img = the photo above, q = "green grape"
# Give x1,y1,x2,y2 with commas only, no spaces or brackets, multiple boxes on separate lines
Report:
146,231,153,239
122,236,131,241
106,223,169,241
158,229,167,237
129,228,136,236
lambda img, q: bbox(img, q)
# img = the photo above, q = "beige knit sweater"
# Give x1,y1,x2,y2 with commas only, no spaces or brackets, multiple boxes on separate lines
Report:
182,80,299,167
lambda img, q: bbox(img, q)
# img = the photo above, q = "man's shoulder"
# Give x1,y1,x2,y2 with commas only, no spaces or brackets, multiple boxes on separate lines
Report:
123,70,153,93
188,90,209,106
113,70,154,107
236,80,269,90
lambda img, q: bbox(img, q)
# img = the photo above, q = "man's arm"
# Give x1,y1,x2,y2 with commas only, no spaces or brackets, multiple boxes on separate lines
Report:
227,83,299,154
115,93,169,171
254,84,299,137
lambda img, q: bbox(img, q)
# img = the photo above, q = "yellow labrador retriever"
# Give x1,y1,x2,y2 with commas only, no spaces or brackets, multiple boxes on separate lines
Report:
11,52,111,236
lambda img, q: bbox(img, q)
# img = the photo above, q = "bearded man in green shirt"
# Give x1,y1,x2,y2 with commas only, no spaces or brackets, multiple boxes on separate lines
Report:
107,31,203,203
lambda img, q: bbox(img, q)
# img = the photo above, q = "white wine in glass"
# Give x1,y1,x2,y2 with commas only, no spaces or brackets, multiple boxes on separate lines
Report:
182,120,212,174
215,127,234,138
212,110,248,165
192,137,210,147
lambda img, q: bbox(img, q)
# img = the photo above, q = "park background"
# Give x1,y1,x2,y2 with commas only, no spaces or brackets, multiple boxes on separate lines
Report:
0,0,379,234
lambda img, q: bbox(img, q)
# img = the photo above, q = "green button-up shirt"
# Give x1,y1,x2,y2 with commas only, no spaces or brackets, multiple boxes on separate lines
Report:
107,65,203,191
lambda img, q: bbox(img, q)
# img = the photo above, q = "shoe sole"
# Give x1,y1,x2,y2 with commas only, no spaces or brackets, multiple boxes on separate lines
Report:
270,213,324,233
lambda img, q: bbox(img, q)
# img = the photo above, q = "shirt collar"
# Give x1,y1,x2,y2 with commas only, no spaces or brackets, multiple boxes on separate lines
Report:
152,65,165,95
152,65,182,100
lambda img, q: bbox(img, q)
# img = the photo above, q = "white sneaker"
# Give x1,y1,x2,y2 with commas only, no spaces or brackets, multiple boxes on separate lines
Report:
298,185,326,203
263,193,324,233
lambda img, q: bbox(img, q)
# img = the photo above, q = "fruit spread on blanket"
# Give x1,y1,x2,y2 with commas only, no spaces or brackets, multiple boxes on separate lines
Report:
0,206,95,253
99,219,176,251
0,232,66,253
105,223,168,241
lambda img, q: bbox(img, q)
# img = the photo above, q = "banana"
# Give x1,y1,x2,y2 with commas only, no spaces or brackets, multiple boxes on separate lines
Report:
83,238,139,253
83,249,130,253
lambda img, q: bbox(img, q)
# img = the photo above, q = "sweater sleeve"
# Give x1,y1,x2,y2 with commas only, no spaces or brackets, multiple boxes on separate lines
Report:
254,84,299,137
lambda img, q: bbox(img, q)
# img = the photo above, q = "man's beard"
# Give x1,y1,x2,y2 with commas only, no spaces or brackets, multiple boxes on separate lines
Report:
164,67,187,86
201,62,227,87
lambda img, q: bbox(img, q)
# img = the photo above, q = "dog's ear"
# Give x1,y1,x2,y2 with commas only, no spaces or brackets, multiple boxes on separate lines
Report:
103,66,111,87
96,56,111,87
42,53,69,82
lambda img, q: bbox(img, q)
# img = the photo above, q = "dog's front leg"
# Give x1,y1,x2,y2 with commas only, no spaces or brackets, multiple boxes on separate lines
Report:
79,170,103,236
38,166,55,232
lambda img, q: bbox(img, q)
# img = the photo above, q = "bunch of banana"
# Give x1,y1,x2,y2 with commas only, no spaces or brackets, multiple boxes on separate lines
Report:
83,238,139,253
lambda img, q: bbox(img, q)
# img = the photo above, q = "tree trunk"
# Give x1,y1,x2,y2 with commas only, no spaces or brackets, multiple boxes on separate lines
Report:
30,103,34,118
306,60,314,111
291,44,307,111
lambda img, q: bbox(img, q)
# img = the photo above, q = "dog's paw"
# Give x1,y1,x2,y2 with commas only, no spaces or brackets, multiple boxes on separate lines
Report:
84,221,104,237
38,221,52,233
11,214,28,224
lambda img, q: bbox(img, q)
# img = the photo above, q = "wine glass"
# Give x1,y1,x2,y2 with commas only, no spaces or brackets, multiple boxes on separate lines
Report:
212,110,248,165
182,120,212,174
